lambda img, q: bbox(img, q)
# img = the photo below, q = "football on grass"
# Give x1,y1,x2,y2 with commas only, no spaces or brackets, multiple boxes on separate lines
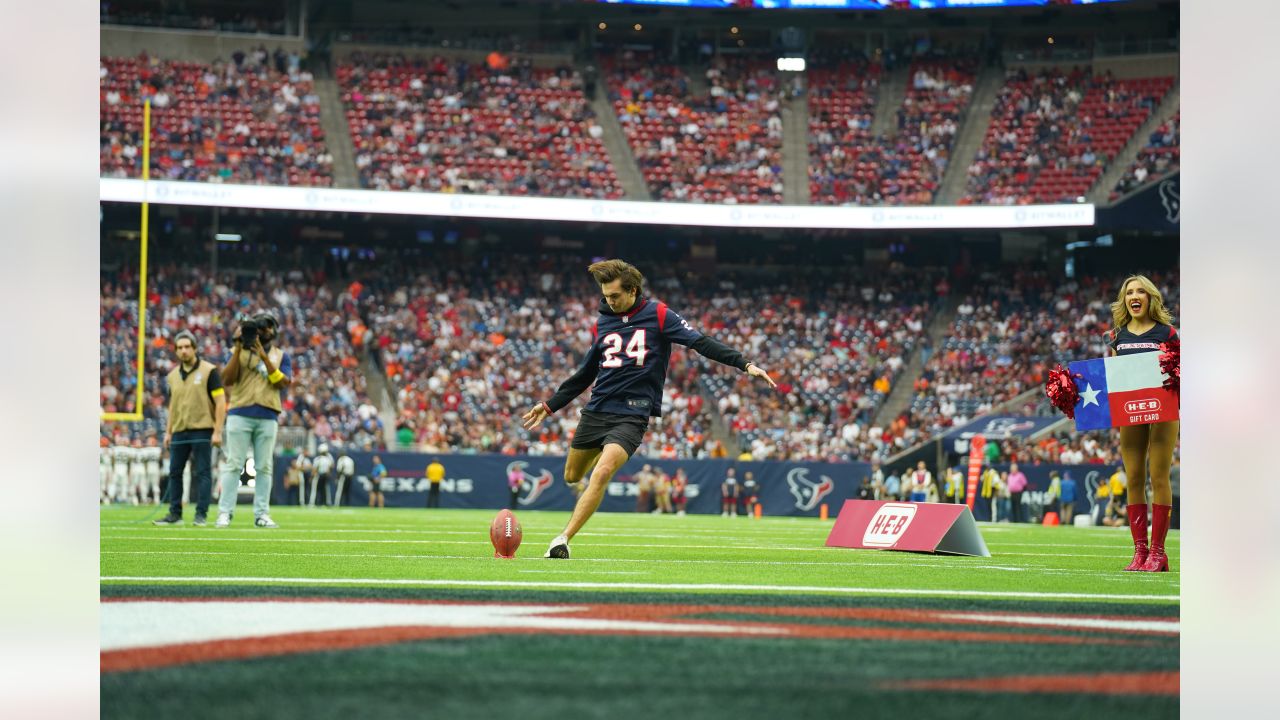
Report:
490,509,522,559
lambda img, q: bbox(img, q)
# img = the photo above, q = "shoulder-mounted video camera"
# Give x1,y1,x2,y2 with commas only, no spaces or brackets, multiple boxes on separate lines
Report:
236,311,279,350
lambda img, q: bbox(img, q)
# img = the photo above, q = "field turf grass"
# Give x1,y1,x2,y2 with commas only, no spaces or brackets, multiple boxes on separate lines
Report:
101,506,1179,719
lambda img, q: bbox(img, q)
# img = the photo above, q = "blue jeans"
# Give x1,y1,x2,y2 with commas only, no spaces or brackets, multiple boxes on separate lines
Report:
218,414,278,518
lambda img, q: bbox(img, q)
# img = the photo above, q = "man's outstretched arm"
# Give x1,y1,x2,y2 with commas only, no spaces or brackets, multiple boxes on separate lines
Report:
691,335,777,388
690,335,748,372
662,304,777,389
522,344,600,429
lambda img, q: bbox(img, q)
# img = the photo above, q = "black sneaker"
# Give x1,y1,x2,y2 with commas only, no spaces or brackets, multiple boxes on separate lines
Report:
153,513,183,526
192,514,207,527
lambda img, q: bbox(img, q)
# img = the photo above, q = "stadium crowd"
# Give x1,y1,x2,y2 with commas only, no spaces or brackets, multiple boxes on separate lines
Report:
98,43,1181,211
963,68,1173,205
100,262,384,452
606,50,786,204
669,268,938,463
806,58,881,205
100,50,333,186
1111,111,1179,199
337,52,621,198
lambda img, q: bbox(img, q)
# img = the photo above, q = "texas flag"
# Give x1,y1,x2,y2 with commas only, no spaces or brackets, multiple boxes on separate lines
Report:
1068,352,1179,431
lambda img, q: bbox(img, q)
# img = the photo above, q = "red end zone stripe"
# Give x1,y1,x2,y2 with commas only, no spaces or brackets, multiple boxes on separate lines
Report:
102,626,492,673
885,671,1179,696
101,598,1161,673
102,622,1115,674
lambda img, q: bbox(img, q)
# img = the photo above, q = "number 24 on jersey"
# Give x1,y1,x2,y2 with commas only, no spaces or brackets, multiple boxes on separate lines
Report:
600,329,648,368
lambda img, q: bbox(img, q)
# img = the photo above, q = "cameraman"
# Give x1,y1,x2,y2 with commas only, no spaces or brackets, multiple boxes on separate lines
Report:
215,312,292,529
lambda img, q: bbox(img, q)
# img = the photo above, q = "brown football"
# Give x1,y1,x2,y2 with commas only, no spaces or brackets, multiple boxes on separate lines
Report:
490,509,522,559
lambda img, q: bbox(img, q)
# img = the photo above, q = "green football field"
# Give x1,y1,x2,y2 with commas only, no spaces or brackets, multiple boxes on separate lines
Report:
101,506,1179,719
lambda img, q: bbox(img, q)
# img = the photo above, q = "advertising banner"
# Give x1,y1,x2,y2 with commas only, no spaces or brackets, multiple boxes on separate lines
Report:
272,453,868,518
825,500,990,556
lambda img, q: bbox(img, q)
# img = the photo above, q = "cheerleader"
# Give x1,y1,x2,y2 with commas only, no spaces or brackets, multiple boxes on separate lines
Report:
1109,275,1178,572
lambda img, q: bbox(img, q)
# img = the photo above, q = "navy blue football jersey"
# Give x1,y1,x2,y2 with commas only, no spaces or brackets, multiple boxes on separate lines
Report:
545,296,744,418
1109,323,1177,356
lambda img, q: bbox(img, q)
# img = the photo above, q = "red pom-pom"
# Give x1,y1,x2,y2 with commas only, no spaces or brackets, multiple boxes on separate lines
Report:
1045,364,1082,419
1159,336,1180,395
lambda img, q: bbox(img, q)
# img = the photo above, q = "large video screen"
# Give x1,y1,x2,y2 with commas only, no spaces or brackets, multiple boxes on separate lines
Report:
593,1,1131,9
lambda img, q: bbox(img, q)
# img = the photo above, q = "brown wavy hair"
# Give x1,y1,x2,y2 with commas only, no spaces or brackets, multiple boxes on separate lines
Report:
587,259,645,295
1110,274,1174,331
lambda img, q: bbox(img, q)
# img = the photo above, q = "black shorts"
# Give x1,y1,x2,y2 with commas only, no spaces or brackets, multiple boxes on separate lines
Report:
571,410,650,457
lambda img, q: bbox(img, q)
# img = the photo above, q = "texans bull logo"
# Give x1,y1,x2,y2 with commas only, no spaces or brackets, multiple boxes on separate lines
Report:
980,418,1036,437
785,468,834,512
1158,179,1179,224
1084,470,1104,513
508,461,554,506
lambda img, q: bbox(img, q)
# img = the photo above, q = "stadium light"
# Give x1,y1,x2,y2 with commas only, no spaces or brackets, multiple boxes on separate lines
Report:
215,233,242,242
777,57,806,72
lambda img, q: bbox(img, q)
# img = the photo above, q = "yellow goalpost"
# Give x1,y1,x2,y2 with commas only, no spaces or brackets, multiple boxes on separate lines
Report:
102,99,151,423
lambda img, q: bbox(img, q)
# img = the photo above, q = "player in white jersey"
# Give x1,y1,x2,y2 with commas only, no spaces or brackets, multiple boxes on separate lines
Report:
128,439,149,504
141,439,163,504
294,454,313,506
311,444,335,507
100,441,114,504
111,443,133,503
335,452,355,507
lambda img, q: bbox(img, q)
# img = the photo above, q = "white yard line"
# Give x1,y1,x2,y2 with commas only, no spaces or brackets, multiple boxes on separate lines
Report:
99,575,1180,602
99,535,876,552
101,550,1179,579
515,570,647,575
100,524,829,540
938,612,1180,634
98,549,987,570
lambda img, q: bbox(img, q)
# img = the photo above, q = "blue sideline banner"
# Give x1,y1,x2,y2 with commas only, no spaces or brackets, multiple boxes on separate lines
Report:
271,453,868,517
943,415,1065,453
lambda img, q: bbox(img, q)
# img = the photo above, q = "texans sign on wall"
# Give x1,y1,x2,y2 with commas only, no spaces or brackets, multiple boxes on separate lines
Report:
269,453,858,518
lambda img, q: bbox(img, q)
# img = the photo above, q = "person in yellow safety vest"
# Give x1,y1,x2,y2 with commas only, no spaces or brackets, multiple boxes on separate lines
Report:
980,466,999,519
426,458,445,508
1045,471,1062,521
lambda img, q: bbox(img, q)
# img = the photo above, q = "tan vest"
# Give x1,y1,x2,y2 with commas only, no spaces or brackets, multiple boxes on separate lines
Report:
227,346,285,413
166,359,218,432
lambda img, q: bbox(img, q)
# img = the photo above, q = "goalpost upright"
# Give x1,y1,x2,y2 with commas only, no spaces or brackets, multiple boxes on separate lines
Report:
102,99,150,423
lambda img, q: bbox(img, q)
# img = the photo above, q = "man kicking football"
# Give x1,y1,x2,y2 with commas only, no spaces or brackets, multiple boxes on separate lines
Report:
521,259,776,558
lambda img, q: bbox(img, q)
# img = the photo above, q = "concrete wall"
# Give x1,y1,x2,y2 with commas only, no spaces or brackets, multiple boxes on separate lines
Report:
331,42,573,70
1006,53,1179,79
1093,53,1179,79
101,25,304,62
